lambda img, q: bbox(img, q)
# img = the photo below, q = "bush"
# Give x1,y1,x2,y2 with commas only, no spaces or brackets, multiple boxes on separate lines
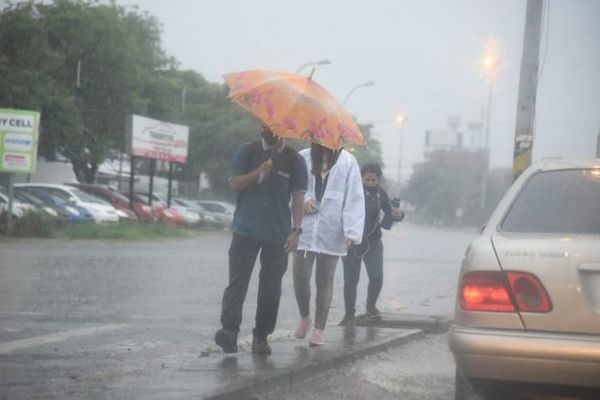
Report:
56,221,194,240
0,211,57,238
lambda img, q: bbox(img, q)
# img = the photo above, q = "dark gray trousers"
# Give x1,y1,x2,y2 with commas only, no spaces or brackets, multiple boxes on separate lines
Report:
342,239,384,317
220,233,288,338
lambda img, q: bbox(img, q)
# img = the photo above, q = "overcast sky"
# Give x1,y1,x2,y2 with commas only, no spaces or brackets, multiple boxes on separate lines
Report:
121,0,599,181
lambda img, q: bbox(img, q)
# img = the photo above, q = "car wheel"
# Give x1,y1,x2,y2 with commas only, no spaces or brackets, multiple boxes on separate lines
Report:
455,370,508,400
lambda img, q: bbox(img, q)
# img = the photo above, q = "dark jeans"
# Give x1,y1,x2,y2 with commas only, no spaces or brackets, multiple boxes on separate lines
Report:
220,233,288,338
341,238,384,317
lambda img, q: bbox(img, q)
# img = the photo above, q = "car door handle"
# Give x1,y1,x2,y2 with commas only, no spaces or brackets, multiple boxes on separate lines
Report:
577,262,600,271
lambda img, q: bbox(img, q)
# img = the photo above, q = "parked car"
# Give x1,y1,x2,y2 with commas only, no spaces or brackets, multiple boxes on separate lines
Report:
0,187,38,219
171,198,219,227
0,187,59,219
449,159,600,399
145,193,202,226
14,186,95,223
123,192,186,226
66,183,140,222
193,200,235,228
16,184,119,223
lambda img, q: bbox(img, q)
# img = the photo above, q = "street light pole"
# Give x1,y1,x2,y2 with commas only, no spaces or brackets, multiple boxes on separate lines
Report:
342,81,374,106
395,114,406,197
480,40,500,209
480,78,493,209
296,59,331,74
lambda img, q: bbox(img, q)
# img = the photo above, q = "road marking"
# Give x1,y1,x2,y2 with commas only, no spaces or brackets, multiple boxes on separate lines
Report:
0,324,127,355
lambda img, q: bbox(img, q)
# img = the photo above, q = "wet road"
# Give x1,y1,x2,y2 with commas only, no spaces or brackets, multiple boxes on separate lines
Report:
0,223,476,398
261,333,454,400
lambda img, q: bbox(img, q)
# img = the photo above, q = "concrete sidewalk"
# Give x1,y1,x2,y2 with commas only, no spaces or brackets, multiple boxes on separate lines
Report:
191,326,423,400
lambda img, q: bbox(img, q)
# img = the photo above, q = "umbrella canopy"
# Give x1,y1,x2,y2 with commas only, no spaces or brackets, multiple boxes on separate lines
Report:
223,69,366,150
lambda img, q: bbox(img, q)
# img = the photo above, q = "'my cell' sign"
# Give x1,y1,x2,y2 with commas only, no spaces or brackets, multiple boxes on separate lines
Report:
0,108,40,174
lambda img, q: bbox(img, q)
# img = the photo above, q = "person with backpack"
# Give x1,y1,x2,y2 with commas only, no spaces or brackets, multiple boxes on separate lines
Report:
339,162,404,326
214,125,307,355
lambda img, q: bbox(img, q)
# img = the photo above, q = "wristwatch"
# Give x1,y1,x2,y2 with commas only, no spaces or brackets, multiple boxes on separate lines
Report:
291,226,303,235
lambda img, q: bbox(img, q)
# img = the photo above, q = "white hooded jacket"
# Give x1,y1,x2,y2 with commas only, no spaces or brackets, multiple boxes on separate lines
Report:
297,148,365,256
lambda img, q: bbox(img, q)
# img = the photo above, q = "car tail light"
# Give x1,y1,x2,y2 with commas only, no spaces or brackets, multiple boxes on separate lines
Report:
460,272,515,312
460,271,552,313
505,272,552,313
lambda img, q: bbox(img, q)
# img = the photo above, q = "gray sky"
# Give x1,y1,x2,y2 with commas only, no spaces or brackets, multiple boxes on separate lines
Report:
121,0,600,181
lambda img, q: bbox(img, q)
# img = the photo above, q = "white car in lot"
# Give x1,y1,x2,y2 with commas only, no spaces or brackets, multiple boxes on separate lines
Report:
0,187,38,218
449,159,600,399
194,200,235,228
15,183,120,223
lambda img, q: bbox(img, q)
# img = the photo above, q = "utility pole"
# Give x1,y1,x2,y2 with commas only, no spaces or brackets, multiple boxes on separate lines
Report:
512,0,544,180
395,114,406,197
596,125,600,158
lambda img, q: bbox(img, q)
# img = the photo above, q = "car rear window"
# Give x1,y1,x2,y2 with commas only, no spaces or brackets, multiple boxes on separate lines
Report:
501,169,600,234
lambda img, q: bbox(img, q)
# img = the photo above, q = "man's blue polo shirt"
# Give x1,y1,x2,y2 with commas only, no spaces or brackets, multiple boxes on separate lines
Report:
231,141,308,244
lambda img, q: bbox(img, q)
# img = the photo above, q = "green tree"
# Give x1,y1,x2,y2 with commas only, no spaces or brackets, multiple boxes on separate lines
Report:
404,149,504,226
1,1,383,196
0,0,170,182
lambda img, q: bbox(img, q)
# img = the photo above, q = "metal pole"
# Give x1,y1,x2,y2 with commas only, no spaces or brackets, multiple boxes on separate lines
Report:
129,155,135,211
596,125,600,158
480,80,493,209
397,124,404,197
512,0,544,179
167,162,174,208
117,151,124,191
6,173,14,235
295,59,331,74
342,82,374,106
148,159,155,206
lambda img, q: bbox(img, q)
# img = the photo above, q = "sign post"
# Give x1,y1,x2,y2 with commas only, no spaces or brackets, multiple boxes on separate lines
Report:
0,108,40,235
125,114,189,210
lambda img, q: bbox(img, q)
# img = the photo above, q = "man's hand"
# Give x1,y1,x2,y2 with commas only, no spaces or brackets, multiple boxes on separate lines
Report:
284,232,300,253
258,159,273,176
392,208,405,222
346,239,355,249
304,198,319,214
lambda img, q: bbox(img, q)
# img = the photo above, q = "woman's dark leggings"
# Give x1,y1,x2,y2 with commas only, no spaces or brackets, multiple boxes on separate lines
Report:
342,239,384,317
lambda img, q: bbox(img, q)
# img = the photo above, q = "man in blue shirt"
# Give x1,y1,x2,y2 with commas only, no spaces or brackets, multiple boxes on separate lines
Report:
215,126,307,355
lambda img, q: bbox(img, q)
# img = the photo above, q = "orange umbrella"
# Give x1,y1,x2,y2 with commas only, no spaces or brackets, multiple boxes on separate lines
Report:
223,69,366,150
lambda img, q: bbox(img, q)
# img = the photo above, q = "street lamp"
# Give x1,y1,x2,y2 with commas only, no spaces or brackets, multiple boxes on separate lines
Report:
296,59,331,74
342,81,374,106
395,114,406,197
480,39,501,209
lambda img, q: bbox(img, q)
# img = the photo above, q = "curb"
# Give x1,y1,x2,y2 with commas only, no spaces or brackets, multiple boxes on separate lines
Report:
203,328,424,400
354,313,454,334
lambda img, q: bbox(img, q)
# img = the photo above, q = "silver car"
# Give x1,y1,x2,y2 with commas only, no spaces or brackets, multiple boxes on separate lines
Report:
449,159,600,399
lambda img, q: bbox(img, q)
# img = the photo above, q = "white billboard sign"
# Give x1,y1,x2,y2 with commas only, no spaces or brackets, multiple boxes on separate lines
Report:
126,114,189,163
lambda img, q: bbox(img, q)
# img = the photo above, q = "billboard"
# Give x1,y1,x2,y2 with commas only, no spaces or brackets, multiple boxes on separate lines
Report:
125,114,189,163
425,128,462,148
0,108,40,174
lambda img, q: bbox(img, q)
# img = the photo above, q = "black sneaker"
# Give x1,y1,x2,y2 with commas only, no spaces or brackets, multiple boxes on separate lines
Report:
215,328,238,353
338,314,355,326
251,335,272,355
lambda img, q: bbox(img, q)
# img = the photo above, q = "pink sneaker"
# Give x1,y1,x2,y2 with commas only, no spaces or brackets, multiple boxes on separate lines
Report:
294,316,312,339
309,328,324,346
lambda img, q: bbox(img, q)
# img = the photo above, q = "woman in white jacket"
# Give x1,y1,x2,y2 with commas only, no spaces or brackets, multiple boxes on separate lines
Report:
293,143,365,346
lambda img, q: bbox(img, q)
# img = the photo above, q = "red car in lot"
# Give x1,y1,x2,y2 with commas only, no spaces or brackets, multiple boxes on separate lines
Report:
67,184,150,222
123,192,186,226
